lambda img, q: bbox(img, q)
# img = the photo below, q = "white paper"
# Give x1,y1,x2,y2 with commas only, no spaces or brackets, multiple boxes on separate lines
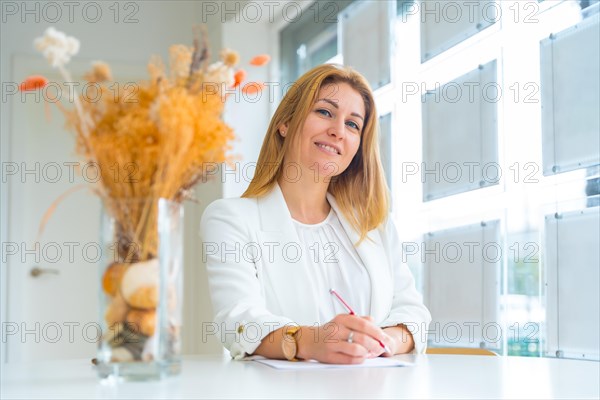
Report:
254,357,414,370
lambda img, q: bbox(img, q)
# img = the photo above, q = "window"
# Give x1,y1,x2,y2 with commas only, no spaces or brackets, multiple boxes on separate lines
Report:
278,0,599,358
393,0,598,358
279,0,353,85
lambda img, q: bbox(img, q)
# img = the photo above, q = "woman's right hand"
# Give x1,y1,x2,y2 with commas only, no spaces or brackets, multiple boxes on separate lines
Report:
296,314,390,364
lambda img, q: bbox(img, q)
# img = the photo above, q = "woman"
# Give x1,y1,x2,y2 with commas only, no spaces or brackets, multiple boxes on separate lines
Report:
200,64,431,364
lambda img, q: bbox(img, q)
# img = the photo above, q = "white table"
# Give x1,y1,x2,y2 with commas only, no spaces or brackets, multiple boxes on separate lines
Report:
2,354,599,399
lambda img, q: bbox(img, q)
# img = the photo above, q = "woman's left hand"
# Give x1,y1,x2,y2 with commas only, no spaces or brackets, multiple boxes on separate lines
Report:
380,324,415,355
377,332,396,357
360,316,395,358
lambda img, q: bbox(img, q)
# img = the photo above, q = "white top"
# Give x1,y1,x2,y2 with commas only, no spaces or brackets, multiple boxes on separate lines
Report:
292,208,371,322
200,185,432,358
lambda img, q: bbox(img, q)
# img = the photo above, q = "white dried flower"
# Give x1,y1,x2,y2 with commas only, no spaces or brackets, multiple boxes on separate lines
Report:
34,27,80,68
204,61,234,87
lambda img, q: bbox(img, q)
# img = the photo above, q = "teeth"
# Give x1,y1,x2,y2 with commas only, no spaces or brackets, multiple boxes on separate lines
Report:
316,143,339,154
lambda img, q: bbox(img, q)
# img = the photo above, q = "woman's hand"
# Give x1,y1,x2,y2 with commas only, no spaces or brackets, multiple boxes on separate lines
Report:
296,314,390,364
381,324,415,355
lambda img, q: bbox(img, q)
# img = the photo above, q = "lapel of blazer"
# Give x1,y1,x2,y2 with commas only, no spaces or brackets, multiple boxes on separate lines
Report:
256,183,319,324
326,193,393,322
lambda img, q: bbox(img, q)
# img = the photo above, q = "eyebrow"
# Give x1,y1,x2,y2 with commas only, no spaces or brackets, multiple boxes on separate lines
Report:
316,98,364,122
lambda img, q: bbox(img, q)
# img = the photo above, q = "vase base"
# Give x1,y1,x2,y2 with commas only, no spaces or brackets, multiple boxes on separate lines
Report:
96,360,181,381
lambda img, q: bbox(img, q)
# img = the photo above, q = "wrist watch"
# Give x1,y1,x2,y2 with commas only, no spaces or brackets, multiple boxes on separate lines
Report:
281,326,302,361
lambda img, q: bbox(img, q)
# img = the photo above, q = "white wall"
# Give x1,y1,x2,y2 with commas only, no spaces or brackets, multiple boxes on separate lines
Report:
0,1,248,361
221,7,275,198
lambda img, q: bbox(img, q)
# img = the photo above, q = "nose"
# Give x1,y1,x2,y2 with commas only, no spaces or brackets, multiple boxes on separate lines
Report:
327,118,346,139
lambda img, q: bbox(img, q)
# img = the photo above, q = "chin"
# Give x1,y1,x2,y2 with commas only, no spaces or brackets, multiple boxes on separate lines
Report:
313,161,346,181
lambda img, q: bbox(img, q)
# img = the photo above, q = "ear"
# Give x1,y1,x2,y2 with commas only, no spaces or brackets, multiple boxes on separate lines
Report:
278,123,288,137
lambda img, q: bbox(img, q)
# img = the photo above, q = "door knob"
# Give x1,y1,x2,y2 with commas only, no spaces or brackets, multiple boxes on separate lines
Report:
30,267,59,277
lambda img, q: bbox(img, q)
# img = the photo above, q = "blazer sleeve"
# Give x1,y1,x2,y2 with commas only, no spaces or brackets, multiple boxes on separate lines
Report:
200,199,294,359
379,217,432,354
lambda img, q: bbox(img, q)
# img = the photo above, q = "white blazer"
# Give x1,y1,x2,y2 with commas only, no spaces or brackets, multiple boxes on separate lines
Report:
200,183,431,359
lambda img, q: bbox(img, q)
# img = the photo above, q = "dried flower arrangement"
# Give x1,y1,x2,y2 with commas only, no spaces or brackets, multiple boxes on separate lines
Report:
24,26,270,364
27,26,270,261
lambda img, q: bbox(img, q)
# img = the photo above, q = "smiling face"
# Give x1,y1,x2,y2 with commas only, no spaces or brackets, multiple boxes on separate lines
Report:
281,82,365,181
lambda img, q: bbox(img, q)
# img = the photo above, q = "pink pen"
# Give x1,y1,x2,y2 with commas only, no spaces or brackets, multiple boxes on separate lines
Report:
329,288,392,354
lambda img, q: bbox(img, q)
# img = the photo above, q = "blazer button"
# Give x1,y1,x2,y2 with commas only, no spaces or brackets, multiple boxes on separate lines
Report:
237,325,244,334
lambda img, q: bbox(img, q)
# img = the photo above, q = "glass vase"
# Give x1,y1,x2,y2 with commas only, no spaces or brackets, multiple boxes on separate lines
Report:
95,198,183,381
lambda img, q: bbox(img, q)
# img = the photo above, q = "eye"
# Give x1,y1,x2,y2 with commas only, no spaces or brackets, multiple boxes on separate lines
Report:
346,120,360,131
316,108,332,117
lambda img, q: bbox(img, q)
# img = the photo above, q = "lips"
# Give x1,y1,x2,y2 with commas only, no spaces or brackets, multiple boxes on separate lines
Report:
314,141,341,155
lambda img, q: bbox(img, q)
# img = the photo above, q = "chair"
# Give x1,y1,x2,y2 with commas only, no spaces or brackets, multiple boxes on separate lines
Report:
426,347,497,356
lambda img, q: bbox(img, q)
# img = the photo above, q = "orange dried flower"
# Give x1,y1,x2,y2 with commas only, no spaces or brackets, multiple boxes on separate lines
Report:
249,54,270,66
19,75,48,91
221,49,240,67
233,69,247,88
242,81,266,95
84,61,112,83
169,44,192,79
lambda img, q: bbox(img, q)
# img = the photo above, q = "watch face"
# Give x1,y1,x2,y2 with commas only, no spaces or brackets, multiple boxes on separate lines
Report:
282,332,298,360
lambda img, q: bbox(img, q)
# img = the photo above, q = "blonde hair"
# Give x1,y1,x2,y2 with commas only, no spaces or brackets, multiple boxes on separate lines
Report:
242,64,389,244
